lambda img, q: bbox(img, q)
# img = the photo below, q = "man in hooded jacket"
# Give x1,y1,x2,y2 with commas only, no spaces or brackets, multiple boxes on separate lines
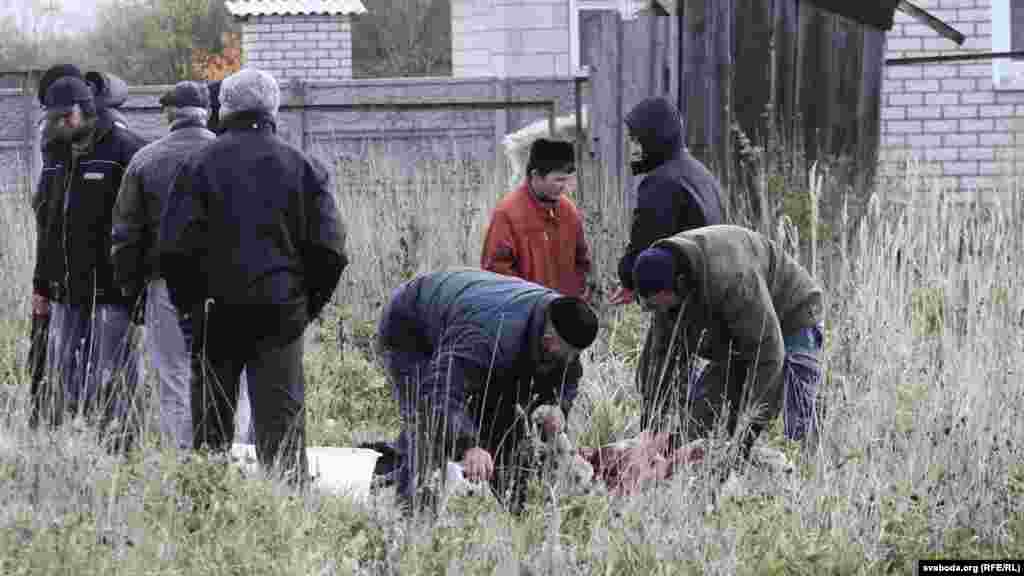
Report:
159,68,347,481
31,74,147,439
610,96,724,306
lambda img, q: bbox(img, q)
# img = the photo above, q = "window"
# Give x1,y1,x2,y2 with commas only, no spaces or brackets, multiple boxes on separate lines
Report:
992,0,1024,90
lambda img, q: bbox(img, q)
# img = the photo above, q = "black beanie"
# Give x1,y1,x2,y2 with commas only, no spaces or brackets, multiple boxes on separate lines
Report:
526,138,575,177
38,64,83,106
548,297,599,349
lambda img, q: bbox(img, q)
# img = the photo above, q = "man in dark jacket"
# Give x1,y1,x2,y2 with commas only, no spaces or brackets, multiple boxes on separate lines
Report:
30,65,146,429
376,268,599,512
627,225,824,472
29,64,83,427
32,75,147,438
159,68,347,481
610,97,725,305
112,81,254,450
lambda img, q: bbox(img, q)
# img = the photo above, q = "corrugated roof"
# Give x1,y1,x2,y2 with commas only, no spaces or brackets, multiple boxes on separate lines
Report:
226,0,366,17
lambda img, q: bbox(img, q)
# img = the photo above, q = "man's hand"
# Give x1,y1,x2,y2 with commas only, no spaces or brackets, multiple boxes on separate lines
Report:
540,408,565,441
32,293,50,316
461,447,494,482
609,431,673,495
610,287,634,306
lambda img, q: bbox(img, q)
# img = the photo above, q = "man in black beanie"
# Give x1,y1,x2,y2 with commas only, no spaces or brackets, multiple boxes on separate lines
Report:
482,137,592,300
32,73,147,441
376,268,599,514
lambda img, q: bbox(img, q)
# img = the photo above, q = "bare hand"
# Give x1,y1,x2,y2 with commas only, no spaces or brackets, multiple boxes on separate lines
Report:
541,410,565,440
32,293,50,316
609,287,634,306
461,447,494,482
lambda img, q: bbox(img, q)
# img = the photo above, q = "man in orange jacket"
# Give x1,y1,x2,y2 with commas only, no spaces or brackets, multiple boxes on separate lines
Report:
481,138,592,300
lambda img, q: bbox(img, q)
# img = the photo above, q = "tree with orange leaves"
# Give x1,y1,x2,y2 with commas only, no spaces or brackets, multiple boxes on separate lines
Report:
191,31,242,81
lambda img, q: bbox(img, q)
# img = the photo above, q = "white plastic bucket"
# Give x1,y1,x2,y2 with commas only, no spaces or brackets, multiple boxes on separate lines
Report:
230,443,381,502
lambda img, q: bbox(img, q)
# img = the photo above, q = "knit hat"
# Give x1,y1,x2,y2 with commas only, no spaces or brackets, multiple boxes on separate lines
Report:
526,138,576,176
632,246,678,297
159,81,210,110
219,68,280,121
38,64,83,106
548,297,599,349
44,76,94,113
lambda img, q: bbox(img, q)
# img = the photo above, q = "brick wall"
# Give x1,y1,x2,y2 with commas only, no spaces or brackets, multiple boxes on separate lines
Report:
881,0,1024,196
452,0,572,78
241,14,353,81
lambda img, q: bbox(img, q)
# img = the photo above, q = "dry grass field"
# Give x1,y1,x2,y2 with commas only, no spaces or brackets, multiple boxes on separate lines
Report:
0,149,1022,575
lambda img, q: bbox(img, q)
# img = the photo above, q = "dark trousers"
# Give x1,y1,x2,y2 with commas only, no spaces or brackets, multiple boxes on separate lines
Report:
28,311,50,427
190,305,308,482
35,303,142,447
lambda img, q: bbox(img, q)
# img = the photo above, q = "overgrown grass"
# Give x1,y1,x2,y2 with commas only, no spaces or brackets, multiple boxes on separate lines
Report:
1,149,1023,574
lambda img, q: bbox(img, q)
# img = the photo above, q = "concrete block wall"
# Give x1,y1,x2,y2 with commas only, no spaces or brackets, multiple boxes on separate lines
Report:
880,0,1024,196
452,0,572,78
241,14,354,81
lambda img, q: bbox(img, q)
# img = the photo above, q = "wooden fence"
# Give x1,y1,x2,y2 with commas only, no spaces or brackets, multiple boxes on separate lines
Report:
579,1,887,226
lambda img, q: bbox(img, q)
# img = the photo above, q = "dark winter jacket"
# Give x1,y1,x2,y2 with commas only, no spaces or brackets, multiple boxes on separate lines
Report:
32,112,147,306
111,117,216,292
617,97,724,290
378,268,583,455
639,225,823,440
158,112,347,350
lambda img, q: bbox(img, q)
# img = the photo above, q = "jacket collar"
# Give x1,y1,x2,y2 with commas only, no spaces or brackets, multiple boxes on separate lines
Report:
170,116,207,132
519,182,560,220
221,111,277,133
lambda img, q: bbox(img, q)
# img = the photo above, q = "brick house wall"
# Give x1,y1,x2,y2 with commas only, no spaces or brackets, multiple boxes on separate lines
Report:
451,0,574,78
880,0,1024,196
239,14,354,81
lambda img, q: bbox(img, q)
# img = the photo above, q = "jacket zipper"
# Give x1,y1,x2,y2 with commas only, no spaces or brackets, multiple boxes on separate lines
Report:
61,151,77,304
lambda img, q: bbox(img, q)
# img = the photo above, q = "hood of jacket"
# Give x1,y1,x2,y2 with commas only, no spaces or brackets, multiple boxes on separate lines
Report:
625,97,684,175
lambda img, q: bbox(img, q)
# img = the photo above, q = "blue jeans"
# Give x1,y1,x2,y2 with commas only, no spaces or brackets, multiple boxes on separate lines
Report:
45,302,142,440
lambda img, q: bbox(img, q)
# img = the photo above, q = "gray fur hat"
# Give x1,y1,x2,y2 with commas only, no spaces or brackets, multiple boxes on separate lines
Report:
219,68,280,121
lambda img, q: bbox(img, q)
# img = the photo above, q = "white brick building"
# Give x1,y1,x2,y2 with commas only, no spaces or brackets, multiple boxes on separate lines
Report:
226,0,366,81
450,0,665,78
881,0,1024,194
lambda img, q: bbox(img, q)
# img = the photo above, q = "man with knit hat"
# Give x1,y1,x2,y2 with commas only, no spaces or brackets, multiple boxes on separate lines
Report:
28,63,83,427
376,268,600,513
31,72,147,441
627,225,824,478
160,68,348,481
112,80,253,450
481,138,592,300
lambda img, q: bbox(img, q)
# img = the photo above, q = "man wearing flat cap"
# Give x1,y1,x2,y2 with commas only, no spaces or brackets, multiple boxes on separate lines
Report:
31,72,147,442
481,137,592,302
160,68,348,482
627,225,824,475
376,268,600,513
112,80,253,450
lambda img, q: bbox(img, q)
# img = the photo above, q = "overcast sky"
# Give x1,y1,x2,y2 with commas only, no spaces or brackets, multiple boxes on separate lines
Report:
2,0,100,35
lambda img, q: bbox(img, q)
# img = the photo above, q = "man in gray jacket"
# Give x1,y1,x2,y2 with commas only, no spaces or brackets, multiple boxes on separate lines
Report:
111,81,252,449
